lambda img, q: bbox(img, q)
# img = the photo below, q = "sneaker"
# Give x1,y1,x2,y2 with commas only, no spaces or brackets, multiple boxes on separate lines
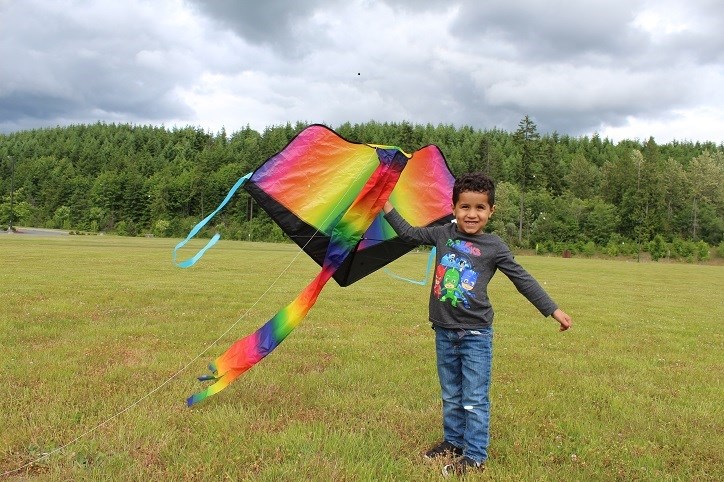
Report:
424,440,463,459
442,456,484,477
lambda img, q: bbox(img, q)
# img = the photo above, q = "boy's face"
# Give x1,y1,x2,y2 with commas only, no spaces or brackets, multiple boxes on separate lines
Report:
452,190,495,235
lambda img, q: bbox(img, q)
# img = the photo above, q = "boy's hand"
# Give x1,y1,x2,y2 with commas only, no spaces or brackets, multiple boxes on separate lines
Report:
552,308,572,331
383,201,393,214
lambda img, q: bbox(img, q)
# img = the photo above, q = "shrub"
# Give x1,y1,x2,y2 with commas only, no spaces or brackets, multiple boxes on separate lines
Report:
649,235,667,261
671,238,694,262
540,241,567,255
535,240,556,255
580,241,597,257
152,219,171,238
695,241,710,262
168,217,209,239
115,220,129,236
603,241,619,257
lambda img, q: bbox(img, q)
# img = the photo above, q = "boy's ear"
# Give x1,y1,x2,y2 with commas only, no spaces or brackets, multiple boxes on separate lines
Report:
490,204,496,215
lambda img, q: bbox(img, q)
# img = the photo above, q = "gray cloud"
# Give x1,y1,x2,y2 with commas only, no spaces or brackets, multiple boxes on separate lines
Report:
0,0,722,141
436,0,724,137
185,0,332,56
0,93,77,122
0,0,206,130
451,0,644,62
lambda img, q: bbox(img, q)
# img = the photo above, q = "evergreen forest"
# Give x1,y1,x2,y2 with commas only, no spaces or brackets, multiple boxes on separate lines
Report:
1,118,723,261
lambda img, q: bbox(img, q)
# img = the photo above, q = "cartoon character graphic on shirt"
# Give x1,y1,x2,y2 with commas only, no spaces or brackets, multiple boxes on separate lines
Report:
437,239,481,309
458,268,478,308
440,253,459,269
441,252,472,272
456,257,471,272
433,264,447,298
439,268,461,306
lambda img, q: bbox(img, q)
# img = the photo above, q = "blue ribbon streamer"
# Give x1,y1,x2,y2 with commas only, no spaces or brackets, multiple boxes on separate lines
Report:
382,247,436,285
173,171,253,268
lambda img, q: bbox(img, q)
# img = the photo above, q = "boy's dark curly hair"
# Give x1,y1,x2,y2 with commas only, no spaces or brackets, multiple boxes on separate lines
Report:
452,172,496,206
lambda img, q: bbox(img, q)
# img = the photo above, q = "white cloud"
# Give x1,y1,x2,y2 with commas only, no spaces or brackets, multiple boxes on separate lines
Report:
598,106,724,143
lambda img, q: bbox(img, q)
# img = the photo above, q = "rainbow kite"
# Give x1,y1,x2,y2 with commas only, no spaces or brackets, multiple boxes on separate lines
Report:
179,124,455,406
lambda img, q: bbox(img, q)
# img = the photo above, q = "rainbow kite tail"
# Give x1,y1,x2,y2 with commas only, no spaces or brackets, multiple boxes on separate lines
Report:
187,269,333,406
187,367,244,406
187,331,265,406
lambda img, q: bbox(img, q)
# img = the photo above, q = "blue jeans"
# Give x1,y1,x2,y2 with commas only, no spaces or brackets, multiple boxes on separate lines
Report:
434,325,493,464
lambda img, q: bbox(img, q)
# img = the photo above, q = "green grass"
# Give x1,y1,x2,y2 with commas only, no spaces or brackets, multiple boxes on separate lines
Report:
1,235,722,481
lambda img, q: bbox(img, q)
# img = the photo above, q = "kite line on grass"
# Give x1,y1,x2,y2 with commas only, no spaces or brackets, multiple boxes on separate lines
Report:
3,150,371,477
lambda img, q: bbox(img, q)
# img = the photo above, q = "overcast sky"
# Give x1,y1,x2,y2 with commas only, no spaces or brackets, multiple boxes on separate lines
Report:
1,0,723,143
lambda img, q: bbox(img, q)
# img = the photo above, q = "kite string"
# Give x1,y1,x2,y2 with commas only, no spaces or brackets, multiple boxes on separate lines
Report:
1,250,309,478
2,160,370,478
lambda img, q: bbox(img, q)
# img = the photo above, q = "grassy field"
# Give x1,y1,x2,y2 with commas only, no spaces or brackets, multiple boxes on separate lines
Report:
1,235,722,481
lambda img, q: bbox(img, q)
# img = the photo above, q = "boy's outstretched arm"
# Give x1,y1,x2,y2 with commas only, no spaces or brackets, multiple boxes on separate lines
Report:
552,308,572,331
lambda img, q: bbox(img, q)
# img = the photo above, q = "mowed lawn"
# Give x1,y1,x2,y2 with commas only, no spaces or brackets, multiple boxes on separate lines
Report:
1,235,722,481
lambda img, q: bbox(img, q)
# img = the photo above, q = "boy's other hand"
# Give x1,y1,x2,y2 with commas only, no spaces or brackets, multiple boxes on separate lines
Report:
383,201,393,214
552,309,572,331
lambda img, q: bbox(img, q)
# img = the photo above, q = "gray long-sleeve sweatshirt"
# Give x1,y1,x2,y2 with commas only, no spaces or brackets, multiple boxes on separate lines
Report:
384,209,558,329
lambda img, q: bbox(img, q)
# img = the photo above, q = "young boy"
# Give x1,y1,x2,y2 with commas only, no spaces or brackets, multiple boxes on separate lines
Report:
382,172,572,476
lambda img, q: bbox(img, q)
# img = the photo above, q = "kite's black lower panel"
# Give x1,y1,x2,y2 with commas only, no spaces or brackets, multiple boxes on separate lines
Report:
245,181,449,287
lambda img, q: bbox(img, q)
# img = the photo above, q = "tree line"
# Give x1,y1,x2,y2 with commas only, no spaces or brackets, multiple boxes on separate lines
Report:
1,119,722,260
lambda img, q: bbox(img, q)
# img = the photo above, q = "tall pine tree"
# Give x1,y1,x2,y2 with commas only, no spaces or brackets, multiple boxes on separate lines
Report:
513,115,541,245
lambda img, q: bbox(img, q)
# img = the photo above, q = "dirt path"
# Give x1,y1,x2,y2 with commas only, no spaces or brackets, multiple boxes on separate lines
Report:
1,227,69,236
